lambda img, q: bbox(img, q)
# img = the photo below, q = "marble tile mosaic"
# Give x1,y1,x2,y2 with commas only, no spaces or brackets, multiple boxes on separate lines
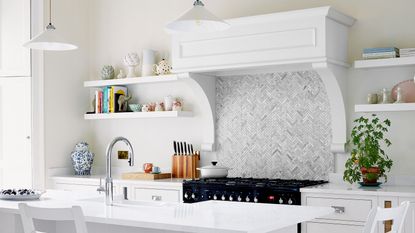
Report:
215,71,333,180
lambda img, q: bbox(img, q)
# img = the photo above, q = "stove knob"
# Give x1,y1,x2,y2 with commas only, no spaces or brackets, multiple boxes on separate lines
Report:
229,195,234,201
191,193,197,200
213,194,218,200
245,196,251,202
221,194,226,201
288,198,293,205
254,196,259,203
279,198,284,204
184,192,189,200
238,196,242,202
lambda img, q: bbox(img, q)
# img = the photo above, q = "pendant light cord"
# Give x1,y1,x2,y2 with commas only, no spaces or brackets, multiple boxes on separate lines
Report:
49,0,52,25
46,0,55,30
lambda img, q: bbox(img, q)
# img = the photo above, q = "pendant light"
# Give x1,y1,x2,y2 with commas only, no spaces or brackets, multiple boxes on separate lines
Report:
24,0,77,51
165,0,230,33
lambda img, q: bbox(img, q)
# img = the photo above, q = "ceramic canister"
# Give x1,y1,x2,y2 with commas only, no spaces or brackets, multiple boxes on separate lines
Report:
164,95,174,111
142,49,156,76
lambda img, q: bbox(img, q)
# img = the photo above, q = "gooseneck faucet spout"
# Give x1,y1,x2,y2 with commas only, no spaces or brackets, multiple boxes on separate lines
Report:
104,137,134,206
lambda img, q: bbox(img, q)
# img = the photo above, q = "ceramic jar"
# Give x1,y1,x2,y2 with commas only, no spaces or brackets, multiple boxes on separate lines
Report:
142,49,156,76
164,95,174,111
70,142,94,176
367,93,378,104
172,99,183,111
155,102,165,111
142,104,150,112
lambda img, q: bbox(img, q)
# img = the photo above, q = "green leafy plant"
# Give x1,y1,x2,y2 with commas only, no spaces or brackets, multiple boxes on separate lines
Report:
343,114,393,184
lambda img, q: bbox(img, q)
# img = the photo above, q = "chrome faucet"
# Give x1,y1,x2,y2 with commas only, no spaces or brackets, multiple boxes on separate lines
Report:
98,137,134,206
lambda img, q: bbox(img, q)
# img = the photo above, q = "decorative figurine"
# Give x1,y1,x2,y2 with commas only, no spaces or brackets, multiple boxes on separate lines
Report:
153,59,172,75
141,104,150,112
123,53,140,77
118,94,132,112
155,102,165,111
70,142,94,176
101,65,115,80
172,99,183,111
117,69,126,79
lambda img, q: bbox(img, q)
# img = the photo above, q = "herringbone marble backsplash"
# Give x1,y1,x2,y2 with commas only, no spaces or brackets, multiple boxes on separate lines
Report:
216,71,333,180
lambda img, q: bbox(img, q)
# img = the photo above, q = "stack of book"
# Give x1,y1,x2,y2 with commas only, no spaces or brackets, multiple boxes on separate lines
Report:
362,47,399,59
95,86,128,114
399,48,415,57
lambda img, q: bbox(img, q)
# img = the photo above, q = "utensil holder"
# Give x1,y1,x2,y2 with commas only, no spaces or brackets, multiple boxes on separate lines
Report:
172,154,200,179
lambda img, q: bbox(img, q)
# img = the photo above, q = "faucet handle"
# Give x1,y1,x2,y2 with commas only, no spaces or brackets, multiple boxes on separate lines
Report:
97,177,105,193
128,151,134,166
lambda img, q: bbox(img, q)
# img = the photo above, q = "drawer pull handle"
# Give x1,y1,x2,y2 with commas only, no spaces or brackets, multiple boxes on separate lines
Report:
152,195,162,201
332,206,345,214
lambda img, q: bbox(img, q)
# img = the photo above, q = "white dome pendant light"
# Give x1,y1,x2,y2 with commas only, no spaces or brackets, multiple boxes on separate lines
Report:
165,0,230,33
24,0,77,51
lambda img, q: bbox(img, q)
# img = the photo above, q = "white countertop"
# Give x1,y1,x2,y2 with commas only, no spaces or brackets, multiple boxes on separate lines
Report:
0,190,333,233
52,175,184,188
301,183,415,197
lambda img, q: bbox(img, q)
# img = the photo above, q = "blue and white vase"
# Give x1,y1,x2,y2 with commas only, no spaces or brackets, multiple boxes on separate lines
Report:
70,142,94,176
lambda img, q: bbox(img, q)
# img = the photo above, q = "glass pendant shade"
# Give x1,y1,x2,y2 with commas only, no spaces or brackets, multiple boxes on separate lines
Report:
165,1,230,33
24,24,77,51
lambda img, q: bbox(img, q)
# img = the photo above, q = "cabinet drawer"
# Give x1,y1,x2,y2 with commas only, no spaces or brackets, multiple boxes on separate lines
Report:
305,222,363,233
306,197,372,222
53,183,98,191
132,187,180,203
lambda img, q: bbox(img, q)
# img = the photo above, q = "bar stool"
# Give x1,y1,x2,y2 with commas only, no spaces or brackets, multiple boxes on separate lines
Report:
363,201,410,233
18,203,88,233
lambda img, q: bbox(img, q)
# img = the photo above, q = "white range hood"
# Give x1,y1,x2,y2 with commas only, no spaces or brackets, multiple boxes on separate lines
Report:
171,6,355,153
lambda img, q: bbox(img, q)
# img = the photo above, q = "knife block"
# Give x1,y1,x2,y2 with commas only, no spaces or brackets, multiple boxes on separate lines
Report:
172,154,200,179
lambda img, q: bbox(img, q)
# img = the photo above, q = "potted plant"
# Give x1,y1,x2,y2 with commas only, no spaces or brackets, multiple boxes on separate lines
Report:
343,114,393,185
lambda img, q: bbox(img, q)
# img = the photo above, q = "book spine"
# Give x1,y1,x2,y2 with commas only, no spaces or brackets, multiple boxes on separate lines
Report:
363,47,399,53
110,87,114,113
99,91,103,113
95,90,99,114
106,87,110,113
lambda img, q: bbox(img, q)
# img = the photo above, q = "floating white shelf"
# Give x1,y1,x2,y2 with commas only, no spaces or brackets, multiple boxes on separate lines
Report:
354,57,415,69
355,103,415,112
84,74,181,88
84,111,193,120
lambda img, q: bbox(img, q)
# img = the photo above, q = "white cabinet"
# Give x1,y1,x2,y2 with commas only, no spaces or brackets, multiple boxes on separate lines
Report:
302,193,375,233
131,186,181,203
306,222,363,233
51,177,183,203
0,0,31,77
302,192,415,233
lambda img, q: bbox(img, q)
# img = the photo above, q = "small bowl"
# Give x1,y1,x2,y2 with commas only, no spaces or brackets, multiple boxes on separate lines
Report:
129,104,142,112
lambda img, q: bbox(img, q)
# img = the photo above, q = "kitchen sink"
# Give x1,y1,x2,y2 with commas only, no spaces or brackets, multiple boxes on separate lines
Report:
79,196,169,207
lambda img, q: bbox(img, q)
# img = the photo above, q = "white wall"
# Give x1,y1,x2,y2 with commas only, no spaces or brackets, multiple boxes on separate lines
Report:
43,0,415,182
42,0,91,182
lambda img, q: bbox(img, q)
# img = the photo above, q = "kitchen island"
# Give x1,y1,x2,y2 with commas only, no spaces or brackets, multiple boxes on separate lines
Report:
0,190,333,233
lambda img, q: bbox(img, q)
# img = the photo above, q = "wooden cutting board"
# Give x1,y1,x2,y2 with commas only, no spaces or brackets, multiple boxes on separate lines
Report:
121,172,172,180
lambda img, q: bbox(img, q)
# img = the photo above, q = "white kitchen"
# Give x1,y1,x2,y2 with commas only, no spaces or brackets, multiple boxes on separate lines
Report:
1,0,415,233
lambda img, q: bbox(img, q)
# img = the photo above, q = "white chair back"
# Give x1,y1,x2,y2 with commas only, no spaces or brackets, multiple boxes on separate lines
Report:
363,201,410,233
18,203,88,233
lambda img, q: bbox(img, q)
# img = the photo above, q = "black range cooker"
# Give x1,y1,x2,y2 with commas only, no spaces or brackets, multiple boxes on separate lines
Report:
183,178,328,232
183,177,327,204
